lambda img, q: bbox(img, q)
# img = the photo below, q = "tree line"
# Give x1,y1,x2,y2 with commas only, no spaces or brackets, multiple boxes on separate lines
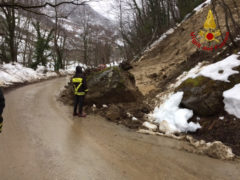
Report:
0,0,119,71
117,0,205,61
211,0,240,48
1,0,239,69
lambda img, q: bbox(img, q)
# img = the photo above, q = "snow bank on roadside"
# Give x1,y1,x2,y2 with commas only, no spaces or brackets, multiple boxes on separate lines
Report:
0,63,71,87
106,61,121,67
0,63,43,86
149,92,201,134
223,84,240,118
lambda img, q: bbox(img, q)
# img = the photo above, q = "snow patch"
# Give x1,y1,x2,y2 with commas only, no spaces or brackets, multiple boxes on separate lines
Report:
194,0,211,13
132,117,138,121
199,55,240,82
223,84,240,118
149,28,175,50
219,116,224,120
149,92,201,134
36,66,46,74
174,54,240,85
46,71,58,78
102,104,108,108
171,61,207,88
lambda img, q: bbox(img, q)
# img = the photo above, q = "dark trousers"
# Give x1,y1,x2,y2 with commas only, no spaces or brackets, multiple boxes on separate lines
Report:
0,116,3,133
74,95,85,114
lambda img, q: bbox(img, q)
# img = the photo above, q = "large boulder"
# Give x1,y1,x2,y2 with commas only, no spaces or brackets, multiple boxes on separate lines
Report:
119,61,133,71
86,67,142,105
59,67,143,106
177,72,240,116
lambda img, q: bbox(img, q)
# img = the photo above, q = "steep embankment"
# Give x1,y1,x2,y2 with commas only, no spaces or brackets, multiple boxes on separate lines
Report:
130,0,240,97
129,0,240,157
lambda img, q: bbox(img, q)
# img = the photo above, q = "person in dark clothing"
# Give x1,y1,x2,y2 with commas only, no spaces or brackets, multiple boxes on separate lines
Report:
72,66,88,117
0,88,5,133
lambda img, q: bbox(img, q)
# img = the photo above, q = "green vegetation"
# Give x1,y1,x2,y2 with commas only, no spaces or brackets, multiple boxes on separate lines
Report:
178,76,206,88
31,22,53,70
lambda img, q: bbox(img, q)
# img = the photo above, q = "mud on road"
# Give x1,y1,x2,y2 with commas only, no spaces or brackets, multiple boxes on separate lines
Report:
0,77,240,180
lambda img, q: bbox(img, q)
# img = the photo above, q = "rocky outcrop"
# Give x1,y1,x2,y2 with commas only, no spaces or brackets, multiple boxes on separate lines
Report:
119,61,133,71
177,68,240,116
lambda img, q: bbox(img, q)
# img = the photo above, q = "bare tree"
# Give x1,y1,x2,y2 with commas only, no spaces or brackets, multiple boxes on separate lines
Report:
0,0,90,9
116,0,206,61
1,0,17,62
211,0,240,47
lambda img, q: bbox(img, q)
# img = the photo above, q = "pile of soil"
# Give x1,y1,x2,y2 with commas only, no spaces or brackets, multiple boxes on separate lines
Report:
86,102,151,129
189,113,240,156
59,66,152,129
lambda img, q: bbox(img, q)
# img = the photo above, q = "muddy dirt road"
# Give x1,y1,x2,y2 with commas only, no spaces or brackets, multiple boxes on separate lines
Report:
0,77,240,180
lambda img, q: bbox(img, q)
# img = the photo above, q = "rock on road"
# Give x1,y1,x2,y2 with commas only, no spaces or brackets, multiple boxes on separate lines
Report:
0,77,239,180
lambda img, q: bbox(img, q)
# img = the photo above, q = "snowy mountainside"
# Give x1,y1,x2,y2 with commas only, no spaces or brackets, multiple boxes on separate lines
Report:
0,4,120,65
42,4,117,40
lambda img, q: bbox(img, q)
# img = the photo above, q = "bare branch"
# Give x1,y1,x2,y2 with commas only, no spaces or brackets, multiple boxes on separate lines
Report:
0,0,90,9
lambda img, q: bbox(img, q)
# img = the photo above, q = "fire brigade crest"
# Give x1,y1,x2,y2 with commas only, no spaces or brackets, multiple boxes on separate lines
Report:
199,10,221,43
191,10,229,51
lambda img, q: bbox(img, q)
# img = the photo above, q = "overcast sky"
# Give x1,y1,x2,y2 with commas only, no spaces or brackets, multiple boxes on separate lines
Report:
89,0,118,21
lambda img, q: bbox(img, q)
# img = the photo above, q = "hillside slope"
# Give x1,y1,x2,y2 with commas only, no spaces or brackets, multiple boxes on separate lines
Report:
130,0,240,96
0,4,119,66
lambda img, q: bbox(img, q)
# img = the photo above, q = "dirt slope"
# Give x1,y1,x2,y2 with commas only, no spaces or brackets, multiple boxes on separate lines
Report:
130,0,240,96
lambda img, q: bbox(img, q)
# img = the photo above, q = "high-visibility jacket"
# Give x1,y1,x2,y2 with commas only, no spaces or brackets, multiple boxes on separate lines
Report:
72,74,88,96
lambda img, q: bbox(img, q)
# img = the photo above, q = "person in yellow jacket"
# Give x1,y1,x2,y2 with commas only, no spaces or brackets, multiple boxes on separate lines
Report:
72,66,88,117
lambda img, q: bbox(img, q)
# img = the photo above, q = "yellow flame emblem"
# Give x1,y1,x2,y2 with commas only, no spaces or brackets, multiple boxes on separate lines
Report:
199,10,221,43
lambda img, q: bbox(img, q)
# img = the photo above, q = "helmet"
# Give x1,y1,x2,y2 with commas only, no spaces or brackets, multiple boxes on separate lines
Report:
76,66,82,74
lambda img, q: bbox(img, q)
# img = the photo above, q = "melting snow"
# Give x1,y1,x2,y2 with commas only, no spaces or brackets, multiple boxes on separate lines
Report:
194,0,212,12
171,61,207,88
175,54,240,84
149,92,201,134
0,63,74,87
132,117,138,121
223,84,240,118
219,116,224,120
149,28,175,49
199,55,240,82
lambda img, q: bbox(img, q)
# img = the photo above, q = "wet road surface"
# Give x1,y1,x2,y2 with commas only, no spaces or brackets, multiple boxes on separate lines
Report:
0,77,240,180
